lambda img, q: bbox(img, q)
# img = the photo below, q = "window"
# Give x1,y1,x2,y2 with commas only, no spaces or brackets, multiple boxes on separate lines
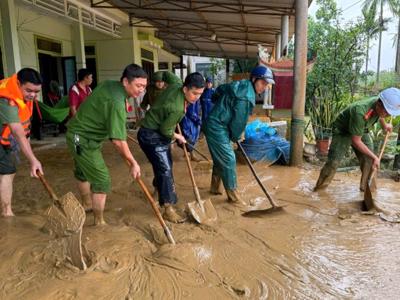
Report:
36,37,62,54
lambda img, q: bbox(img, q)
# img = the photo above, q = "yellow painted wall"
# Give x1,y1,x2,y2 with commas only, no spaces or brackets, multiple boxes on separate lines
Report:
13,3,74,69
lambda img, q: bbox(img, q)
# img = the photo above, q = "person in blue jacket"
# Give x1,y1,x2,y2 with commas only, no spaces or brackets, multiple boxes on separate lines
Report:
179,100,202,161
200,77,215,123
203,66,275,206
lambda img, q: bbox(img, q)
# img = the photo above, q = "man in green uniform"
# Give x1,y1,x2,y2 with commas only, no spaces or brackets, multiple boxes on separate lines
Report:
203,66,275,205
0,68,43,217
66,64,147,225
138,71,205,223
140,71,166,110
314,87,400,191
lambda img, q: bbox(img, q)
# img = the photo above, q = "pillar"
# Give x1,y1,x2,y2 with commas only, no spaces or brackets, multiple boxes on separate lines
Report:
72,16,86,69
0,0,21,74
275,34,281,61
289,0,308,166
281,15,289,57
132,27,141,66
225,58,230,83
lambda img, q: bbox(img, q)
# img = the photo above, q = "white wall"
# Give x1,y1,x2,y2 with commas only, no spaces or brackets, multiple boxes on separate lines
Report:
84,26,136,82
13,3,74,69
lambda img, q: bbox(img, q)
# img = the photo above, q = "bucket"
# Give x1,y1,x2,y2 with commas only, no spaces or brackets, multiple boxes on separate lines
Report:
270,121,287,139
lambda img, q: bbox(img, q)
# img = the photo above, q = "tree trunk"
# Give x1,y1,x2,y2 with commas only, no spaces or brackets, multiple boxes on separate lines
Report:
365,36,370,91
376,1,383,83
395,16,400,74
394,126,400,171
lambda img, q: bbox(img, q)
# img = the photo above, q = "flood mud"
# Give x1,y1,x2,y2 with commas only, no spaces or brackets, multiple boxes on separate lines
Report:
1,140,400,299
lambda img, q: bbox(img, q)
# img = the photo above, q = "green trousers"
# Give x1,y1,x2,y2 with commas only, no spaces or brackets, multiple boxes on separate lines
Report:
66,132,111,193
315,132,373,191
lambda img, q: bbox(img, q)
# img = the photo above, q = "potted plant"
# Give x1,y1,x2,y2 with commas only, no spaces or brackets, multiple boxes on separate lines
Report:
308,96,346,155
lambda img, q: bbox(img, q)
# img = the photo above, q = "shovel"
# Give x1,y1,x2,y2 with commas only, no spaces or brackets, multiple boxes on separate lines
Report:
363,132,390,211
236,141,284,214
136,177,176,245
177,125,217,225
37,172,87,270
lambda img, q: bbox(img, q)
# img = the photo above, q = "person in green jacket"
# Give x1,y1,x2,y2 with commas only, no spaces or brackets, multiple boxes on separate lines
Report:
203,65,275,205
138,72,205,223
314,87,400,192
66,64,147,225
140,71,166,110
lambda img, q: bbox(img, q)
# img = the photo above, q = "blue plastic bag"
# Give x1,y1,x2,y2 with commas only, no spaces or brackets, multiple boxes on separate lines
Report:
245,119,277,143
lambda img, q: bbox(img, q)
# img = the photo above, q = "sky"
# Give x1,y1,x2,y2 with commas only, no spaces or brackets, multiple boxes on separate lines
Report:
308,0,398,71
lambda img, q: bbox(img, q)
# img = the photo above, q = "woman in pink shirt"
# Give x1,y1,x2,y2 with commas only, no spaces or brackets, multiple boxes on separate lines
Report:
69,68,93,116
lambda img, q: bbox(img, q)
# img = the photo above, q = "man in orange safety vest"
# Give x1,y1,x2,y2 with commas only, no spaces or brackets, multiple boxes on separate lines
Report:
0,68,43,217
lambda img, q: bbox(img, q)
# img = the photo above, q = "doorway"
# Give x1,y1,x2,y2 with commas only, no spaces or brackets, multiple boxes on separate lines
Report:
142,60,154,81
0,47,4,80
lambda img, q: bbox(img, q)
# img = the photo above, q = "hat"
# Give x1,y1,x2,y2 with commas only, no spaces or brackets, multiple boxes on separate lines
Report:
206,77,213,83
153,71,164,82
379,87,400,116
250,65,275,84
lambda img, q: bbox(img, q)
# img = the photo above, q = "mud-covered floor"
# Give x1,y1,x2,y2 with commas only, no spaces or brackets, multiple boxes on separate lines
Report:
1,137,400,300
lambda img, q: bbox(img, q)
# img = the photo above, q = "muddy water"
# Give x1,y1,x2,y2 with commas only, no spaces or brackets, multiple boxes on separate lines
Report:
1,140,400,299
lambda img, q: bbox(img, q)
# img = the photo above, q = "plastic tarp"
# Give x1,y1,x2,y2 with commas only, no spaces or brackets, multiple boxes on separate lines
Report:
37,96,69,124
241,119,290,164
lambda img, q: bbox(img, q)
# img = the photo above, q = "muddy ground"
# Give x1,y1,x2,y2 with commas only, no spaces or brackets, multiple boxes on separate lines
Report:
1,137,400,299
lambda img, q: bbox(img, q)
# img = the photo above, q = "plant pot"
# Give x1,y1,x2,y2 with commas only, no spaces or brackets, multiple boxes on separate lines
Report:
304,142,317,156
316,139,331,156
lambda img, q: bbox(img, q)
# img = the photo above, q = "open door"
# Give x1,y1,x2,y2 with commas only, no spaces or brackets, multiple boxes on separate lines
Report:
62,57,77,94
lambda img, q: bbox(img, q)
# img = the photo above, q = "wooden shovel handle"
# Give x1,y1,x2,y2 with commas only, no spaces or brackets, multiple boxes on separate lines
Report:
124,159,175,244
127,135,140,146
37,170,58,201
176,124,202,201
135,177,176,245
370,131,390,180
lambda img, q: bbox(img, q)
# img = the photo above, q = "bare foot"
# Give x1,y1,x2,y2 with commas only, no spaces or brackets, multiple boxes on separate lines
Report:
1,211,15,217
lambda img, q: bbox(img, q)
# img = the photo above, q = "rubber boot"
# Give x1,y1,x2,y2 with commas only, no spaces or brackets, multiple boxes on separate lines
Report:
190,151,201,162
163,204,187,223
210,174,223,195
93,209,106,226
359,156,374,192
226,189,247,206
81,193,93,212
314,163,337,191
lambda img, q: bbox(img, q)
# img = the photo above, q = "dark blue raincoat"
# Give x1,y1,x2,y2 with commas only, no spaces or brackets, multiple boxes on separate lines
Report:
200,87,215,122
180,101,201,148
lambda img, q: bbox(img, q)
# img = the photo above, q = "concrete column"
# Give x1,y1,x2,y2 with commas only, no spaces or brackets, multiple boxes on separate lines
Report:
132,27,141,66
153,49,159,72
290,0,308,167
168,61,173,71
180,55,184,80
275,34,281,61
72,17,86,69
281,15,289,57
0,0,21,74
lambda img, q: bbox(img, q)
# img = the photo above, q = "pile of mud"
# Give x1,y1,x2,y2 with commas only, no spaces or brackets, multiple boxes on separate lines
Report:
1,140,400,299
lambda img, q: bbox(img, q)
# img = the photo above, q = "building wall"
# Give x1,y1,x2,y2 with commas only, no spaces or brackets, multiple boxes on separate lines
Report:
9,3,73,70
84,26,137,82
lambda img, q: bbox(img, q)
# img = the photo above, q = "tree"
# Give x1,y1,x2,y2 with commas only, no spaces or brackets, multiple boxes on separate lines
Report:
362,0,398,83
307,0,367,104
395,4,400,74
361,2,390,89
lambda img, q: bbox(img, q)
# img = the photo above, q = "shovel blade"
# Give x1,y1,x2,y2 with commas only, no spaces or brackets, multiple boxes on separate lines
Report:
187,198,218,225
241,197,285,215
46,192,86,236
